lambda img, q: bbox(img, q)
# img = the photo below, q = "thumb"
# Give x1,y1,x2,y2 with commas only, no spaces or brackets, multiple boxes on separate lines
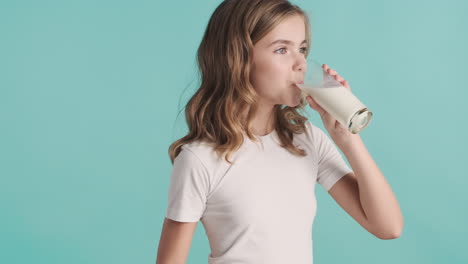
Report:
306,96,326,117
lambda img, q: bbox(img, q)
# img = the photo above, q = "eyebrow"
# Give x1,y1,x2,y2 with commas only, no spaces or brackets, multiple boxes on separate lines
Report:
268,39,307,47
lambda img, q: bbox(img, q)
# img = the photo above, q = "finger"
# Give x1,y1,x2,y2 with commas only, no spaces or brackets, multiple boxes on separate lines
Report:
334,120,345,130
306,96,326,117
328,68,338,76
322,110,336,130
334,75,344,82
307,96,336,128
343,80,350,89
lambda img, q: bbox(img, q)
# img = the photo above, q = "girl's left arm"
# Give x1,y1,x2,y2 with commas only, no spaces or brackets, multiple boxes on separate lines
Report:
306,64,404,239
336,134,404,239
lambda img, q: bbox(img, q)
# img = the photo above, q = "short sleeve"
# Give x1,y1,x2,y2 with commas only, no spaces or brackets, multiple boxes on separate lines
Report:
310,123,353,192
165,146,210,222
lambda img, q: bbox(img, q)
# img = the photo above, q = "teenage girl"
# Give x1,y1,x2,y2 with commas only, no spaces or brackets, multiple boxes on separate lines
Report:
156,0,403,263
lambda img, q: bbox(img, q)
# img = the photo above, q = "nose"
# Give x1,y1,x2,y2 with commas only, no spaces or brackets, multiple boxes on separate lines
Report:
294,55,307,73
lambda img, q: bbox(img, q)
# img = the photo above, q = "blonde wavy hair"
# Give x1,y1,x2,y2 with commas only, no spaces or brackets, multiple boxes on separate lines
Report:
169,0,312,165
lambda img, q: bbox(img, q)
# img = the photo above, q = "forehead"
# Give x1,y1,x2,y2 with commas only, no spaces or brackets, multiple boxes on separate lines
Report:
260,15,306,46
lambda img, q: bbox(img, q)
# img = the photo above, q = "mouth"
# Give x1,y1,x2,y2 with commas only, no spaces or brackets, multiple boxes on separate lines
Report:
292,83,303,91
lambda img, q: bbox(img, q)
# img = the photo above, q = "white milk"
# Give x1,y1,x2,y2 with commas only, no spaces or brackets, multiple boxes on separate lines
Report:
298,84,372,133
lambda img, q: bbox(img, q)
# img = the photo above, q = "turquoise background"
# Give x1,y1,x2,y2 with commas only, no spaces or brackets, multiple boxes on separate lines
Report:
1,0,467,263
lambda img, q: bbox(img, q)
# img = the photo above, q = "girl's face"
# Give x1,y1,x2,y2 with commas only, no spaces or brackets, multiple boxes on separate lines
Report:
250,15,308,108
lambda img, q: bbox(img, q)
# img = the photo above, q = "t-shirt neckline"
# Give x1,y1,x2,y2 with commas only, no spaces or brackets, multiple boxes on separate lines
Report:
256,129,277,141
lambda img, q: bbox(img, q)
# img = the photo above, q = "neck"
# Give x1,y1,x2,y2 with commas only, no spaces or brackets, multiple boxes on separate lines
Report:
242,100,276,136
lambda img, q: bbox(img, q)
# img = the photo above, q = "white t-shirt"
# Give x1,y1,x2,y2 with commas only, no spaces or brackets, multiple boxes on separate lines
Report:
165,121,353,264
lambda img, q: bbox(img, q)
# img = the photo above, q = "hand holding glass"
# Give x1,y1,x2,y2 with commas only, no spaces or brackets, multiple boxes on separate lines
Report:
297,58,373,134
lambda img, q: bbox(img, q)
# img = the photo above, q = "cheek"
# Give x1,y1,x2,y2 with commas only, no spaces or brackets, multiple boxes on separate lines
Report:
251,63,287,91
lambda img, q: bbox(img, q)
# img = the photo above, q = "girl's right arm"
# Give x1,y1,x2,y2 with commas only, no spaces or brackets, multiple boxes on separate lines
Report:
155,217,198,264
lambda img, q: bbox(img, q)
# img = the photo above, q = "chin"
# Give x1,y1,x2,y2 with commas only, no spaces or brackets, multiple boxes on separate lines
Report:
284,100,301,108
286,95,303,107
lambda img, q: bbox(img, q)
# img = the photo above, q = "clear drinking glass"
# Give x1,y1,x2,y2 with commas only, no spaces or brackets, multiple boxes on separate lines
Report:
297,58,373,134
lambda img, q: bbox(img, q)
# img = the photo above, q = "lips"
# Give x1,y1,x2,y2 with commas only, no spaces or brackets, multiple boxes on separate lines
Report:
293,83,302,90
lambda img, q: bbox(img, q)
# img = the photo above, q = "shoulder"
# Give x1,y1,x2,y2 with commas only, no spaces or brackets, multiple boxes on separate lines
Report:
304,120,322,136
294,120,321,146
177,141,212,166
175,141,239,193
290,120,334,158
178,140,227,172
302,120,330,145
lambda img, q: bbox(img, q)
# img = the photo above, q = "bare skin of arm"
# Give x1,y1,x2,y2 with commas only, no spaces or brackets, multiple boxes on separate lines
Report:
156,217,198,264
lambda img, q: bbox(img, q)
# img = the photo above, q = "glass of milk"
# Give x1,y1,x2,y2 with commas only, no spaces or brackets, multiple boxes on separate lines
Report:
297,58,373,134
